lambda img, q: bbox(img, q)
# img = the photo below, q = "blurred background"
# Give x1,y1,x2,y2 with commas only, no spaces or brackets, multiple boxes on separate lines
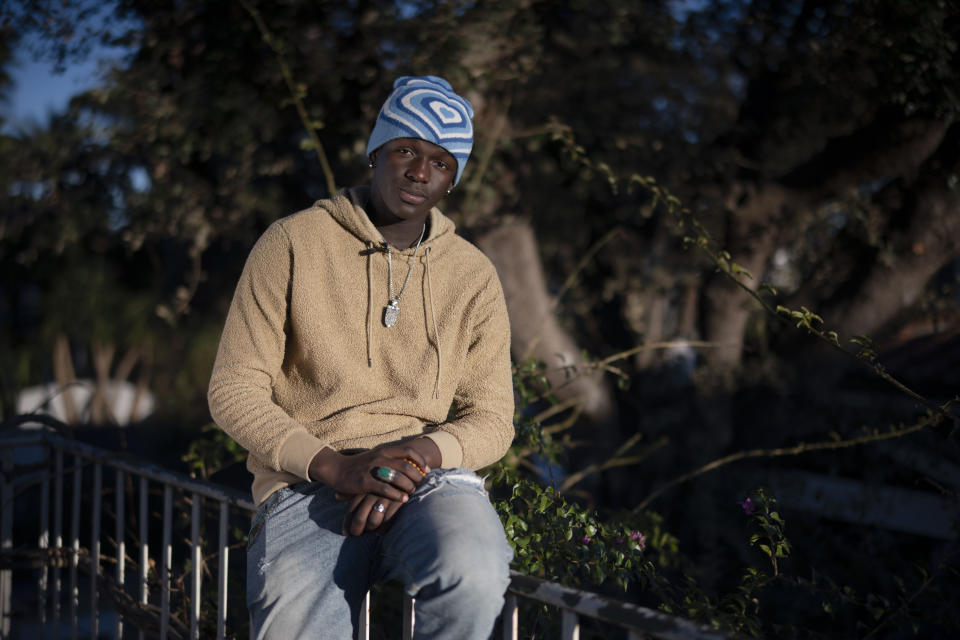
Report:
1,0,959,635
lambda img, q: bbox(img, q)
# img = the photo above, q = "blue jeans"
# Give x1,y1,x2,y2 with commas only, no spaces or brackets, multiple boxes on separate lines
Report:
247,468,513,639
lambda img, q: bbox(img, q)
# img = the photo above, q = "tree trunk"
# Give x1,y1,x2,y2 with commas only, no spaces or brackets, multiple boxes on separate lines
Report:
52,333,80,424
476,219,616,427
701,183,789,372
822,181,960,341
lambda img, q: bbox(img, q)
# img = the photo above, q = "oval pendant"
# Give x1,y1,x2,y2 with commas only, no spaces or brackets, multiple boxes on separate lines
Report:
383,301,399,327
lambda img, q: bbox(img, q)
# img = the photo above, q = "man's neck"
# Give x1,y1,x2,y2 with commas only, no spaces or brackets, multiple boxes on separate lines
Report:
375,217,428,249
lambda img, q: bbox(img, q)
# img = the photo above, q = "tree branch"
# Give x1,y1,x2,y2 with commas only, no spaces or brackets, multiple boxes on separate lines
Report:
238,0,337,196
634,411,946,512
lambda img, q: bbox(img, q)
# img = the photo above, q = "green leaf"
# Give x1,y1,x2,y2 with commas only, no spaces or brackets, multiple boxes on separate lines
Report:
759,282,778,296
730,262,754,279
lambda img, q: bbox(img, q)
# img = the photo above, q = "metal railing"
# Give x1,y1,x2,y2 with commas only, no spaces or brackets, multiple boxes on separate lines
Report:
0,426,253,639
0,426,732,640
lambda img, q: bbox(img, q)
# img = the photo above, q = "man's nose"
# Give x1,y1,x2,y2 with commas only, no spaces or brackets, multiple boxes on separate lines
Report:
407,157,430,182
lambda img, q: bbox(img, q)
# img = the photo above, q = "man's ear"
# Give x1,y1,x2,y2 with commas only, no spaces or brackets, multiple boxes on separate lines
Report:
369,150,379,166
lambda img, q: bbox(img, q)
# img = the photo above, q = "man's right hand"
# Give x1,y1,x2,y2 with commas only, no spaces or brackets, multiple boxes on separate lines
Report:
307,444,429,503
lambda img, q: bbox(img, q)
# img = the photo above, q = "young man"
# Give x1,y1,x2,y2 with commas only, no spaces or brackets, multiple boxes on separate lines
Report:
208,76,515,639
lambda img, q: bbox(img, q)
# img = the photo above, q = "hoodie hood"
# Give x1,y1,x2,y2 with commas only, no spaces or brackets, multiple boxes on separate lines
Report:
319,185,458,256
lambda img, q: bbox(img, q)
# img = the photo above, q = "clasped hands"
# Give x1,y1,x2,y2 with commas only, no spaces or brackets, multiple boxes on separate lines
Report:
307,438,441,536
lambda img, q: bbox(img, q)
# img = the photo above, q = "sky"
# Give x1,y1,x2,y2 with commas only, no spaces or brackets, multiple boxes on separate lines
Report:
1,24,130,135
1,46,110,134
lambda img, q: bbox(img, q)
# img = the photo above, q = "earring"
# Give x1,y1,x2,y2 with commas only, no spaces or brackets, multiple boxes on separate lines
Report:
369,162,375,169
446,188,452,194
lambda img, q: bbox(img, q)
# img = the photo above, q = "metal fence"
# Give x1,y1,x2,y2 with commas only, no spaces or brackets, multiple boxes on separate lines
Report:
0,426,732,640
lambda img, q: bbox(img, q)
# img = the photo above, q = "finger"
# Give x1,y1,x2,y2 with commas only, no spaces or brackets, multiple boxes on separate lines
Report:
367,498,404,535
380,447,429,484
365,483,409,503
362,468,410,501
403,447,430,473
399,458,428,483
383,498,403,521
347,494,365,512
344,494,372,535
380,445,430,473
370,464,418,494
369,495,405,531
346,496,376,536
357,495,389,534
365,498,389,531
393,448,430,485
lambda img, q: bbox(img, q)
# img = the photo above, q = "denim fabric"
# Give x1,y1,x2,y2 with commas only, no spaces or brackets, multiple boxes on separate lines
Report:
247,469,513,639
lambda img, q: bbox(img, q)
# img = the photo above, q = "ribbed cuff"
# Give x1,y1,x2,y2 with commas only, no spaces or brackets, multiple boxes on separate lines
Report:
424,431,463,468
278,430,328,481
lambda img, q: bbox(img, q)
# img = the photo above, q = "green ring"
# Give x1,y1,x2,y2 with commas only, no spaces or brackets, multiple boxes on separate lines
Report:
375,466,394,481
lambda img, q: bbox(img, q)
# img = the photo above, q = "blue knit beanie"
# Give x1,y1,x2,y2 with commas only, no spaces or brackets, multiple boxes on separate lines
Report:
366,76,474,186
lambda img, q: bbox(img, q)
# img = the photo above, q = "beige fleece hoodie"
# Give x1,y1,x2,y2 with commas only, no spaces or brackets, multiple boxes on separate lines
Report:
208,186,514,505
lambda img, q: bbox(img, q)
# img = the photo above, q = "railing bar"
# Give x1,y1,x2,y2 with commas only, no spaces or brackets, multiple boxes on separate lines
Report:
402,594,415,640
161,484,172,639
90,462,102,638
116,468,125,639
0,468,72,498
39,448,50,634
507,572,733,640
139,476,148,640
53,448,64,626
562,609,580,640
190,493,201,640
502,593,518,640
216,501,229,640
0,448,13,639
358,590,370,640
1,432,254,508
70,456,82,640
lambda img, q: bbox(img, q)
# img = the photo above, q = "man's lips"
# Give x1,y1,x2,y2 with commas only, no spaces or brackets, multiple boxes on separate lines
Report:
398,188,427,205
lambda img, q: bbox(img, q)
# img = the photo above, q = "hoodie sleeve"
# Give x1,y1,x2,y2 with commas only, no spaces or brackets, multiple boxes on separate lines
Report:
425,271,515,469
207,222,327,480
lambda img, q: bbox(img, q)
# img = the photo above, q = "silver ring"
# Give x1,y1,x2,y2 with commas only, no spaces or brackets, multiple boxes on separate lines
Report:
373,503,386,514
374,466,397,483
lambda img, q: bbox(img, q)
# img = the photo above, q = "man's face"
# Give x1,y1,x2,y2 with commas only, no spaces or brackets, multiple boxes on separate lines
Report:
369,138,457,223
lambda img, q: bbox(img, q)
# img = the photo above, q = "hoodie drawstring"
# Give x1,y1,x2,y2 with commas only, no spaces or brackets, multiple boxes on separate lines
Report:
425,246,442,399
365,239,442,399
366,241,374,367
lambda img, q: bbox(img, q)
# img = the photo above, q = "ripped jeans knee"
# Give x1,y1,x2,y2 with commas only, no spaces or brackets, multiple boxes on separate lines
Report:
408,467,489,502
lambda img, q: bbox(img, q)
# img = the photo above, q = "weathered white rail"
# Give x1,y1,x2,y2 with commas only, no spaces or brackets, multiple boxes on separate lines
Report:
0,425,733,639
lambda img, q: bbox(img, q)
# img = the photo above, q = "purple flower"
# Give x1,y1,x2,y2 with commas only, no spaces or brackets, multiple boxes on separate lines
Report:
581,535,592,544
615,537,624,544
630,530,646,550
739,497,755,515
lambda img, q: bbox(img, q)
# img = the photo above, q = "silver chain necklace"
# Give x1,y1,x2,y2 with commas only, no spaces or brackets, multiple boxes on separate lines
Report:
382,223,427,328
